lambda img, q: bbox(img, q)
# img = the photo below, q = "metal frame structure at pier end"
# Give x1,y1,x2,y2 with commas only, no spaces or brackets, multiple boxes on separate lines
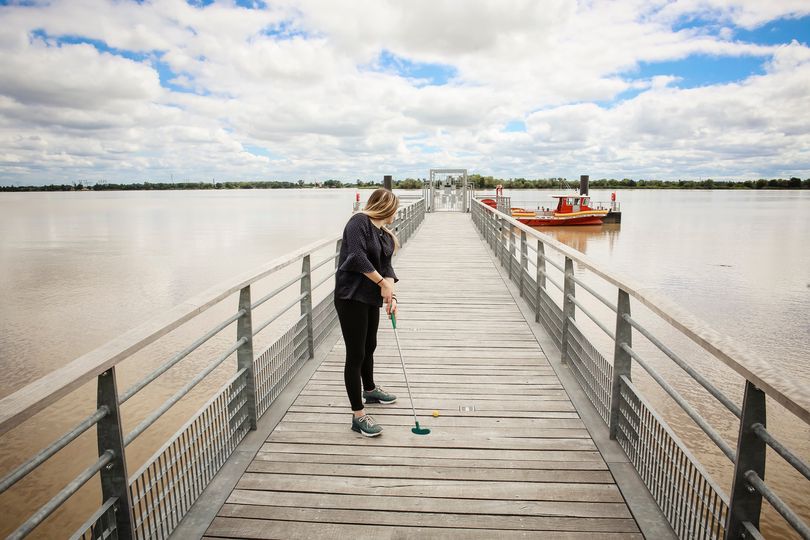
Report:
424,168,470,213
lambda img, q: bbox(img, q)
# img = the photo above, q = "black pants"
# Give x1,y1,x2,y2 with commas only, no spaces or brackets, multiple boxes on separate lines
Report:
334,297,379,411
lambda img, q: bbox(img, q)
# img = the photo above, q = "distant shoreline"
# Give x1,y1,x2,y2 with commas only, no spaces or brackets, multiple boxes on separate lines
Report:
1,177,808,192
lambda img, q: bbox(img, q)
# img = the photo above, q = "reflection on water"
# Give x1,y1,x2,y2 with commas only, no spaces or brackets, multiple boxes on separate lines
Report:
542,223,621,254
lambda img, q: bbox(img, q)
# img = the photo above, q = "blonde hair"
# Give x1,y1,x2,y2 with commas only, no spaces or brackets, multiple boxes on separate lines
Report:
362,188,400,251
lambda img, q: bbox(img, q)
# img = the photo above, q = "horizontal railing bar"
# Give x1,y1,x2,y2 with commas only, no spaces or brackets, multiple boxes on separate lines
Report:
0,406,109,495
251,293,308,338
124,338,247,446
9,450,114,540
311,269,337,291
623,313,742,419
742,521,766,540
619,375,730,504
570,276,618,312
566,297,616,340
538,252,565,273
250,272,306,311
0,233,342,436
120,310,245,404
753,423,810,481
310,252,339,273
68,496,118,540
744,470,810,539
620,343,736,462
537,268,564,292
474,199,810,423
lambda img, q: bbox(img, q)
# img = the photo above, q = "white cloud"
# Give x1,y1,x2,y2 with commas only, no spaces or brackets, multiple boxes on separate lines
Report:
0,0,809,184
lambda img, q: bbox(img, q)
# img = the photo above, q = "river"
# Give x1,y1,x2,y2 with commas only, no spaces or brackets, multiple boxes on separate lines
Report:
0,188,808,538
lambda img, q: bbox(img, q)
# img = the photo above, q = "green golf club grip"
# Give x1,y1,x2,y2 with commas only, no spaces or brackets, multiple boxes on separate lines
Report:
391,313,397,329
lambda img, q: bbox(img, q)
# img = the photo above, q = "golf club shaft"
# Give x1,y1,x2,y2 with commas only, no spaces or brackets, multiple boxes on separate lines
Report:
391,318,421,426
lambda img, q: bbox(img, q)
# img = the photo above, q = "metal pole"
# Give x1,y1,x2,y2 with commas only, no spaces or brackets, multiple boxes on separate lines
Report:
383,175,393,191
560,257,575,365
725,381,766,539
97,368,135,539
509,227,516,282
301,254,314,359
609,290,632,439
520,230,528,297
236,286,258,430
580,174,589,196
535,241,545,323
463,171,469,213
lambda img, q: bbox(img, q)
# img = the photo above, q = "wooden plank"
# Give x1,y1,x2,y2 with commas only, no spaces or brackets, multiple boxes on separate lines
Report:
245,461,614,483
278,411,585,429
235,473,624,502
265,430,596,451
273,421,592,439
204,517,642,539
218,504,640,532
291,395,577,411
287,405,581,419
252,452,608,471
258,442,604,462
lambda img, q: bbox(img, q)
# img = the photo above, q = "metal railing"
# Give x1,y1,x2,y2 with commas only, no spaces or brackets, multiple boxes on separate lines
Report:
472,198,810,540
0,198,426,540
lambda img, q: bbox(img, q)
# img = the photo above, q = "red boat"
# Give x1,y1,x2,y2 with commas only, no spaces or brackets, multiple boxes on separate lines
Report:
482,193,609,226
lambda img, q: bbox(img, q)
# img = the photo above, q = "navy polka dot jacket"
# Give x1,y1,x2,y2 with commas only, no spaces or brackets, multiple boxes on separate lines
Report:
335,212,398,306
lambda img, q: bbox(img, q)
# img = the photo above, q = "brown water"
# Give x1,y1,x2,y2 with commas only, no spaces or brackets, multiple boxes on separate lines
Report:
1,188,808,538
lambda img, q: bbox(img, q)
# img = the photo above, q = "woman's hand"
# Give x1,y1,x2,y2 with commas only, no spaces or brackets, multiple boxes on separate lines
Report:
387,297,398,317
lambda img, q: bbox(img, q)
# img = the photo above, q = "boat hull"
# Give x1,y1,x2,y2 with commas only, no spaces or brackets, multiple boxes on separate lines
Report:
517,213,606,226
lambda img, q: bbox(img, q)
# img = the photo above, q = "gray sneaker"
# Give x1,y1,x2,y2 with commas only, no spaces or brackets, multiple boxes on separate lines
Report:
351,414,383,437
363,386,397,404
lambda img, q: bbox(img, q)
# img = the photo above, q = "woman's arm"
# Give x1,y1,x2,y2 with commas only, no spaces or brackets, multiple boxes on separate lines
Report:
363,270,394,309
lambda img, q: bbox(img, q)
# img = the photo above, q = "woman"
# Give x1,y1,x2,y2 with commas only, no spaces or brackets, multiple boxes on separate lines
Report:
334,188,400,437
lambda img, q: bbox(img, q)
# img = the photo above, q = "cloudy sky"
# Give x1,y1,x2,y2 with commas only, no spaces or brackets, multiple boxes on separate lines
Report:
1,0,809,185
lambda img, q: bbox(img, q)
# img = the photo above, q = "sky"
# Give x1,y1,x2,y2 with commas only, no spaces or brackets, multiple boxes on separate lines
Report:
0,0,809,185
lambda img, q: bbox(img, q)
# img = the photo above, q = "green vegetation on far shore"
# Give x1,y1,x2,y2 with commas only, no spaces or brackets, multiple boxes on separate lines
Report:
2,175,808,192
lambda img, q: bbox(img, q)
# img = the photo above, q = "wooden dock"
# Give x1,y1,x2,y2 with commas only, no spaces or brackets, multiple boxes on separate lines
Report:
201,212,643,539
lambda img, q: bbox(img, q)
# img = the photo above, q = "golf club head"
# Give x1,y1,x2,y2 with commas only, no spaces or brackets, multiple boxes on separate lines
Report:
411,422,430,435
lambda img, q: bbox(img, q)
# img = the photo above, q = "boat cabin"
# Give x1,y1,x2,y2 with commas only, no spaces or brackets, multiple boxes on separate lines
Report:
553,195,594,214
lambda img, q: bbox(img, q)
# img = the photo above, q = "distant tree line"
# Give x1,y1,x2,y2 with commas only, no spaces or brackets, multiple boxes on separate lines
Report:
462,175,809,190
2,176,808,192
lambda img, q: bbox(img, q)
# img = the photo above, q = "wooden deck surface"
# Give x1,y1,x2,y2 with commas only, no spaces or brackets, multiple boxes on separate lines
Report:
203,212,641,539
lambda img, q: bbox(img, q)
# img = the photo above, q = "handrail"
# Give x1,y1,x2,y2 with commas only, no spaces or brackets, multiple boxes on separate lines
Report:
473,197,810,423
473,197,809,539
0,234,339,436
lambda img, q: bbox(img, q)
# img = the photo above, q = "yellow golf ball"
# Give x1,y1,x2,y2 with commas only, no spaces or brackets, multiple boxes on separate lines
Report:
432,410,440,417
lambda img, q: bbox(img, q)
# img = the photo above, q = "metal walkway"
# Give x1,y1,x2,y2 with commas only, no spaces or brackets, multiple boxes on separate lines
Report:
192,212,647,539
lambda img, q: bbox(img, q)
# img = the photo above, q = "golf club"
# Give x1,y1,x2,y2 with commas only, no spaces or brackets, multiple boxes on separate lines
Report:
390,313,430,435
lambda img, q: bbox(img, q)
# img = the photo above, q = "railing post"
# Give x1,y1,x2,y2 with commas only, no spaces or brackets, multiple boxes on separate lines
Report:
560,257,576,365
301,254,315,359
96,368,135,540
725,381,766,539
519,230,528,297
498,217,506,266
236,286,258,430
508,227,516,281
609,289,632,439
535,241,545,322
